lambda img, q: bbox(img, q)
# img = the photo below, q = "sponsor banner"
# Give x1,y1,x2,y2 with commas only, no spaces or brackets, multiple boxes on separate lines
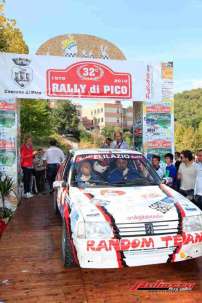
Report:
0,53,170,101
161,62,174,103
0,53,142,100
47,61,132,99
143,100,174,158
0,99,16,110
132,61,174,154
133,102,143,152
75,153,144,162
0,99,18,183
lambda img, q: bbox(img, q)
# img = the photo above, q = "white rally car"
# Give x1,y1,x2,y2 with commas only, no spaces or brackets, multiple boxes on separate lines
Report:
53,149,202,268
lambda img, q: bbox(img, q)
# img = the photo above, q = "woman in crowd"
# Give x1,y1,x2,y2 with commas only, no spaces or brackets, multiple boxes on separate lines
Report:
20,135,36,198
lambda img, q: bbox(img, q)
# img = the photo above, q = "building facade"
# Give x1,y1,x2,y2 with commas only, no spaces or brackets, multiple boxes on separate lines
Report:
82,101,133,130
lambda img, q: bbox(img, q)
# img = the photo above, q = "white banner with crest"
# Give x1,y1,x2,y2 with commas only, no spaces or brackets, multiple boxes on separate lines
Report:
0,53,170,102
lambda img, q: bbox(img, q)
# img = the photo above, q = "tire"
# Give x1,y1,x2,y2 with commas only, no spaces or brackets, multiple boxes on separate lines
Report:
61,219,78,268
53,190,59,215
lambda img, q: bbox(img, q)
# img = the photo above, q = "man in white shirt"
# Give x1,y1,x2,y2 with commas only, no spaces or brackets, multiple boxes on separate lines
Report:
194,149,202,209
43,139,65,193
178,150,197,200
110,131,129,149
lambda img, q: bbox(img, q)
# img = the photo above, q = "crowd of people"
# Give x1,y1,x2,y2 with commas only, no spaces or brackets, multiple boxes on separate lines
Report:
20,135,64,198
101,130,202,210
151,150,202,210
20,131,202,210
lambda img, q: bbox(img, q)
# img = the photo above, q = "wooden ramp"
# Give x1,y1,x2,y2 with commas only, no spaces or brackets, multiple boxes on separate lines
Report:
0,195,201,303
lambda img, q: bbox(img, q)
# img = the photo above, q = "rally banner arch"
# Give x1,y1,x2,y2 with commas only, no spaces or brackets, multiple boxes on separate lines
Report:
0,52,174,172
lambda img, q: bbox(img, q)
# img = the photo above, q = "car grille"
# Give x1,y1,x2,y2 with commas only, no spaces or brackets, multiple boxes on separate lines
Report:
116,220,180,237
123,246,176,255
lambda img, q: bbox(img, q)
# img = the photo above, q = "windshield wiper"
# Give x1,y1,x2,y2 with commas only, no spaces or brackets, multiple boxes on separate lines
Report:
110,178,159,187
124,179,159,186
72,180,111,187
88,180,110,186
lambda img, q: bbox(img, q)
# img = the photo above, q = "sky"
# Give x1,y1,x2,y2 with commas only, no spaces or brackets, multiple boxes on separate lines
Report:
4,0,202,94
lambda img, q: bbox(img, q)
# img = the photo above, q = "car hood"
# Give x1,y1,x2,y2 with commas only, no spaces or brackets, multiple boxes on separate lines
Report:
69,185,201,223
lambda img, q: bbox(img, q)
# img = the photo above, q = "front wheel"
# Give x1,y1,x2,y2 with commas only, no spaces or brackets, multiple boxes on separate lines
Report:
61,219,78,268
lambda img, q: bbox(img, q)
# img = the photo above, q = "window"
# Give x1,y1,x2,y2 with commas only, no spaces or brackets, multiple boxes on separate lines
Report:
63,154,73,182
71,153,160,188
117,119,119,123
101,108,103,112
101,117,103,122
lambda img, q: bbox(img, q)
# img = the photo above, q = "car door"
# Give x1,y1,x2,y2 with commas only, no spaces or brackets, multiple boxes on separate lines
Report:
57,154,73,213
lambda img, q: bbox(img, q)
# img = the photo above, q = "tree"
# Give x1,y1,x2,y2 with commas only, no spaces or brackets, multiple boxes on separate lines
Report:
174,89,202,151
101,126,117,139
0,16,28,53
52,101,79,135
20,99,53,139
175,122,186,152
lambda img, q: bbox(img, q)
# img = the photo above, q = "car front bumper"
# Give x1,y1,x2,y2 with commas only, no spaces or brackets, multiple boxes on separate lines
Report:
74,232,202,268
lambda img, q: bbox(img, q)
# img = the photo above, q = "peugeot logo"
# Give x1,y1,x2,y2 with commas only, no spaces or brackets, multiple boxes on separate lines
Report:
145,223,154,235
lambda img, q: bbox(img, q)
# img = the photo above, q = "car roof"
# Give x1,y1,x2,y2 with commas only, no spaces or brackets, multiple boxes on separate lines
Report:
69,148,142,156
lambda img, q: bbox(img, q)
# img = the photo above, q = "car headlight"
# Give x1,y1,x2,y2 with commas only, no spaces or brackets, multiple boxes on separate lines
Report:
183,215,202,232
77,222,113,239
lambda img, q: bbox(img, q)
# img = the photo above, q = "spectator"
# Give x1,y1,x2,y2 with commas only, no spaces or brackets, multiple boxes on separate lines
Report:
174,151,181,191
110,131,129,149
174,152,181,172
20,135,36,198
178,150,197,200
164,153,177,188
194,149,202,210
101,137,112,148
43,139,65,193
151,155,165,179
33,148,46,194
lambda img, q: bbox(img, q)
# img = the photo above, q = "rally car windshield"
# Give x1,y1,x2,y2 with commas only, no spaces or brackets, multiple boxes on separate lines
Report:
71,153,161,188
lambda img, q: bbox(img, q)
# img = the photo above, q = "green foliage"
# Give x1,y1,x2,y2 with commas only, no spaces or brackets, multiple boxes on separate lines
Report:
0,206,13,219
0,175,14,211
0,16,28,53
52,101,79,135
79,130,92,143
101,126,116,139
20,99,53,140
174,89,202,152
123,131,133,147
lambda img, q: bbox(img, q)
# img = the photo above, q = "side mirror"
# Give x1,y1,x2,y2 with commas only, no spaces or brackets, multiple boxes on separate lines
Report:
62,182,69,193
62,181,67,188
162,177,173,185
162,178,167,184
53,180,63,189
